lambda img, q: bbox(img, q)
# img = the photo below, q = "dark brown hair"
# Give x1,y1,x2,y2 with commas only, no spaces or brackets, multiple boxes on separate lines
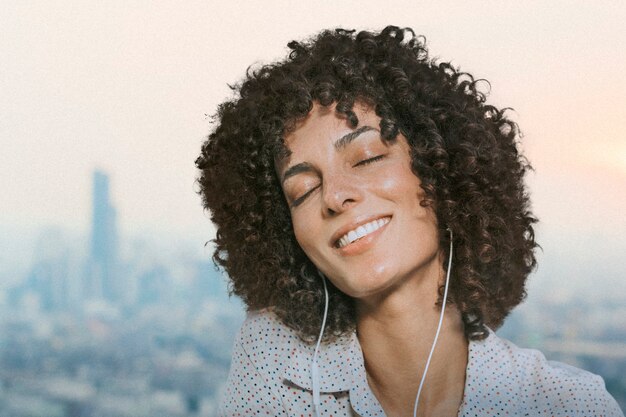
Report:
195,26,538,342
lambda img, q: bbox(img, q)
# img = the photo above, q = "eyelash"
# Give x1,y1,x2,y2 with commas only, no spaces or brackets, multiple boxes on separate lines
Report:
292,186,319,207
291,155,385,207
354,155,384,167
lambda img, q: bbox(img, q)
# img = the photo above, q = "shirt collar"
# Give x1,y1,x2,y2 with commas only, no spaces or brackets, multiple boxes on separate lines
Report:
280,330,385,414
458,325,521,414
347,336,387,415
281,332,356,392
280,326,505,416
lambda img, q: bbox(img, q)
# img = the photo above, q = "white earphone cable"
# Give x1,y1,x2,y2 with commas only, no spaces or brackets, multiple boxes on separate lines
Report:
312,230,453,417
312,270,329,417
413,229,454,416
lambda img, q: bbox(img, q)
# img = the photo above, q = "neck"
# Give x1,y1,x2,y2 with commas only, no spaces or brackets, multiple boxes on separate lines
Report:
354,257,468,416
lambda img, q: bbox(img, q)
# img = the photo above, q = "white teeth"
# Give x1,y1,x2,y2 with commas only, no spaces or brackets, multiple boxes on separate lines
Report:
337,217,390,248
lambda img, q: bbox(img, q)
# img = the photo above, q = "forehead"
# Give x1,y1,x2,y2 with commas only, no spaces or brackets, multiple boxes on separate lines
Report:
281,102,381,155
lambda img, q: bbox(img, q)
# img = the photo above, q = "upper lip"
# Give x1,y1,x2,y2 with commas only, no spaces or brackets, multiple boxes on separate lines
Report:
330,214,392,247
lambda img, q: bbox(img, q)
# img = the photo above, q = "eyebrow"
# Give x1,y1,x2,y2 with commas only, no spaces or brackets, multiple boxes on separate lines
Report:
281,162,314,185
334,125,377,150
281,125,378,184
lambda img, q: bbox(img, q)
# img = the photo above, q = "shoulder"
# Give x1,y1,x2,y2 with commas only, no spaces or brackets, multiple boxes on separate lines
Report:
237,308,308,353
233,308,356,390
238,307,302,342
218,309,307,416
465,329,623,416
234,308,310,378
488,331,603,392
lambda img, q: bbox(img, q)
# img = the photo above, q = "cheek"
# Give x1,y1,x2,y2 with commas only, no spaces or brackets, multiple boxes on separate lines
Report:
291,211,321,257
378,166,422,201
381,167,435,225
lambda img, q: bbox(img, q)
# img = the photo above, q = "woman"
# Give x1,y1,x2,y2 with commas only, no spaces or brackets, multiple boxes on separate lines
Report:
196,26,623,416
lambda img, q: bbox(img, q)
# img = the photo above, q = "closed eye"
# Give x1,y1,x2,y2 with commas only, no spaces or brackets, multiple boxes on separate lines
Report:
354,155,384,167
290,155,384,207
291,185,320,207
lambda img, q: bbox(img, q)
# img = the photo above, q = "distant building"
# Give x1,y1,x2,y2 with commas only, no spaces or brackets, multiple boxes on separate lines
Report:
12,228,71,312
87,170,119,303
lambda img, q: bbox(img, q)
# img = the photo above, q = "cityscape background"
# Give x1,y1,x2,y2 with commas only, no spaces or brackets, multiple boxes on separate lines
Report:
1,1,625,416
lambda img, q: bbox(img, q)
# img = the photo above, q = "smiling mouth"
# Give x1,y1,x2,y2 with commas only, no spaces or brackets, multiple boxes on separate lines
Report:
335,216,391,248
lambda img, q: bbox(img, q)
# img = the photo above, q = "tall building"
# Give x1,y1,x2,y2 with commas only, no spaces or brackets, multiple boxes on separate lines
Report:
88,170,119,302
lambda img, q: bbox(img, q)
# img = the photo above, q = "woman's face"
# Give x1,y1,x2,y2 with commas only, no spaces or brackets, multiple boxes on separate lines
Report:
277,102,442,300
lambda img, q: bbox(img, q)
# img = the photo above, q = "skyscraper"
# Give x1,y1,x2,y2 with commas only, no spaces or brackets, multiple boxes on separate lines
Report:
88,170,119,302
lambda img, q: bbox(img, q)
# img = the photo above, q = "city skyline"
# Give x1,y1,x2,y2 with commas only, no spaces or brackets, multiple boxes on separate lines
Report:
0,168,623,415
0,165,243,416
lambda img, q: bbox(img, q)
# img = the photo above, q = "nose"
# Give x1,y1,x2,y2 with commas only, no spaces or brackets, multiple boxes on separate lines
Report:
321,173,362,216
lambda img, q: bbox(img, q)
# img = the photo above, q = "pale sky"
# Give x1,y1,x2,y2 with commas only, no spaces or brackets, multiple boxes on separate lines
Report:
1,1,625,295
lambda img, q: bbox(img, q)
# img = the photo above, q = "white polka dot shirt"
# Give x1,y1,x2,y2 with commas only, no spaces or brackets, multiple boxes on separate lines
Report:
218,309,624,416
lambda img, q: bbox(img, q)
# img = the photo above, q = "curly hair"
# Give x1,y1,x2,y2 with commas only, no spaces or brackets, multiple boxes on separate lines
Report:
195,26,538,343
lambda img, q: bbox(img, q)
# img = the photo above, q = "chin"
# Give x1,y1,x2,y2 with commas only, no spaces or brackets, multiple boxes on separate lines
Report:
338,272,397,300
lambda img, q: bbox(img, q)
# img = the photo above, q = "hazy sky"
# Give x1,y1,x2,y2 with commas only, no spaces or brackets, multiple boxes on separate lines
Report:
2,1,625,294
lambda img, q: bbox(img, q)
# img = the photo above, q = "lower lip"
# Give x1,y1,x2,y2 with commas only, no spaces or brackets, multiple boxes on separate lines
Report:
335,218,390,256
